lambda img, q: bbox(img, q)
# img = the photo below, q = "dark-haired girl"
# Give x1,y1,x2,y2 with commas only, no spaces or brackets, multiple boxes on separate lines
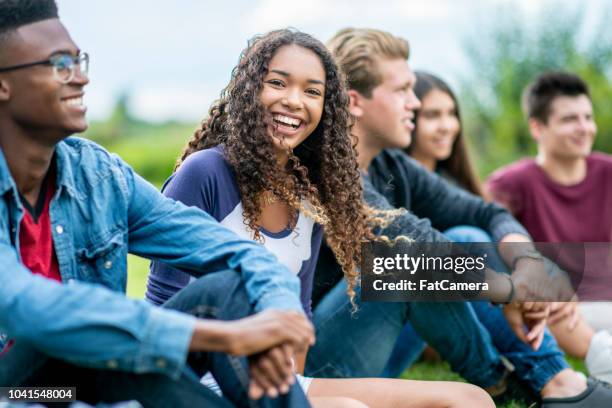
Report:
146,30,493,408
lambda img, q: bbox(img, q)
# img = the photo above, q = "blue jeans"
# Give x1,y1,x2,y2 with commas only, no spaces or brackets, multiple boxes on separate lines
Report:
382,226,507,377
1,270,310,408
305,279,507,388
1,343,232,408
306,226,568,393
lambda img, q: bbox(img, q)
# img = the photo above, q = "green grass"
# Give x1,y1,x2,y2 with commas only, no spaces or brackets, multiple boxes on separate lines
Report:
126,262,587,408
126,255,151,299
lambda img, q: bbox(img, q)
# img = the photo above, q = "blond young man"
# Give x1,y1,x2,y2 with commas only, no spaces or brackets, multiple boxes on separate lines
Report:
307,28,612,408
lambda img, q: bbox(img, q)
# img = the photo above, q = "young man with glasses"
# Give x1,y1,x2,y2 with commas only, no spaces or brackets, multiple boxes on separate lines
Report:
0,51,89,83
0,1,313,407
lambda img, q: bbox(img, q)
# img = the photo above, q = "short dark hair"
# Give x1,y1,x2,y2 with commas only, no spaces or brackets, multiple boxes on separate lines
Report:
522,71,590,123
0,0,58,45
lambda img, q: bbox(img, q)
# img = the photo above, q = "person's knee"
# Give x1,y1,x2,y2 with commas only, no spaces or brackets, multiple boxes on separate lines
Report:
163,269,250,318
444,226,492,243
197,269,251,315
190,269,243,295
450,384,495,408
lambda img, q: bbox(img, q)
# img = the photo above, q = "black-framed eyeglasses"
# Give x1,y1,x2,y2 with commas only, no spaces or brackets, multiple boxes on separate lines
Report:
0,52,89,84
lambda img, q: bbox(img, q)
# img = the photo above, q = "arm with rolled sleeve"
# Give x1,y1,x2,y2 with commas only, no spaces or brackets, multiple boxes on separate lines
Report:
0,236,196,379
116,156,303,314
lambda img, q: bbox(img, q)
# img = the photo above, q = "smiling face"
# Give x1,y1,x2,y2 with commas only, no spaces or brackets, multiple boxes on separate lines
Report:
531,95,596,160
259,44,326,161
356,58,420,150
413,88,460,162
0,18,89,144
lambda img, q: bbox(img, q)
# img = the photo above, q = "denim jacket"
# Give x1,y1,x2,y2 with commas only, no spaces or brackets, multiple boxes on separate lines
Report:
0,137,302,379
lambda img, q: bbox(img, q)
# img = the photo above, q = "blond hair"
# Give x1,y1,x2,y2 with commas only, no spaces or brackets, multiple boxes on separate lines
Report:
327,28,410,97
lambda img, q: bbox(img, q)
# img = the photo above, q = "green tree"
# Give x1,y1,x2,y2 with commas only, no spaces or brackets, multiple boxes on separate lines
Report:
461,2,612,176
84,91,140,143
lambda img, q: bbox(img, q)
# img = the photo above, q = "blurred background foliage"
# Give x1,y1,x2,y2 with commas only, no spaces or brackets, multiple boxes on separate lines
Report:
85,92,198,187
85,4,612,188
82,2,612,301
460,3,612,175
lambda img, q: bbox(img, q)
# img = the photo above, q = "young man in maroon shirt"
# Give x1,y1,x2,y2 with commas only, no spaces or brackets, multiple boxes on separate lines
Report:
488,71,612,383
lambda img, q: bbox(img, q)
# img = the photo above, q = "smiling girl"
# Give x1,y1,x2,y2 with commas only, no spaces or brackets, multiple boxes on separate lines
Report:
146,30,493,408
405,71,483,197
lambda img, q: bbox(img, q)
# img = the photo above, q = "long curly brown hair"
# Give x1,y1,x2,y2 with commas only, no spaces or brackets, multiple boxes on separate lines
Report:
177,28,388,303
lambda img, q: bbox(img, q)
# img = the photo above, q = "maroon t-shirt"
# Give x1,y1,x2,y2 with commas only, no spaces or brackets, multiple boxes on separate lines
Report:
487,152,612,299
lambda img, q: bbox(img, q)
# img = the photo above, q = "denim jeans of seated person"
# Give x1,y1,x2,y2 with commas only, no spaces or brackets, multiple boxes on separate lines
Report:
1,270,310,408
0,343,232,408
383,225,508,377
306,226,568,394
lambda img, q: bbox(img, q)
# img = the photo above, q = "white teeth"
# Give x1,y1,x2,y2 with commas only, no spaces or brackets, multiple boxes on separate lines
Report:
273,114,301,128
64,97,83,107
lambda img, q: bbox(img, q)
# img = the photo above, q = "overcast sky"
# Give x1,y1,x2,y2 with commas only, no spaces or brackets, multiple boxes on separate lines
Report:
56,0,607,122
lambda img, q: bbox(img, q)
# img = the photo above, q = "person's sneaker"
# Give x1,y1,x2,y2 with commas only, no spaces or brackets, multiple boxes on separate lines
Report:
486,368,539,407
542,378,612,408
586,330,612,384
